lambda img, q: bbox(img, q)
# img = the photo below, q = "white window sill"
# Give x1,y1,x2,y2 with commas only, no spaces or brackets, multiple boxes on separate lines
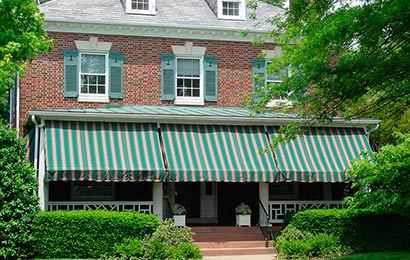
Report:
218,15,245,21
266,99,293,108
174,99,205,106
78,96,110,103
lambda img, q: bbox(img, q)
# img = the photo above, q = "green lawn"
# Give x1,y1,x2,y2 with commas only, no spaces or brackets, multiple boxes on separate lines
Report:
334,251,410,260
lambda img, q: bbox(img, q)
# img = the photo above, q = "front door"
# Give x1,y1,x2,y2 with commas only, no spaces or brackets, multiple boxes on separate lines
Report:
174,182,217,224
200,182,217,222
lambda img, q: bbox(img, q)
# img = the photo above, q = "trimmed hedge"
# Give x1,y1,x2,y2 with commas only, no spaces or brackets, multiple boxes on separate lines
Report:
289,209,410,252
31,210,159,258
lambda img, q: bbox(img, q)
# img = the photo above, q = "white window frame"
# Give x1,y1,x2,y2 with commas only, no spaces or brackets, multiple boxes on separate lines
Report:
78,52,109,103
265,61,293,108
126,0,156,15
217,0,245,20
174,56,204,106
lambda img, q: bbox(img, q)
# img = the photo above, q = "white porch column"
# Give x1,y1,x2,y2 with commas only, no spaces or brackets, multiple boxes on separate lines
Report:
38,120,47,211
259,182,269,226
153,182,163,220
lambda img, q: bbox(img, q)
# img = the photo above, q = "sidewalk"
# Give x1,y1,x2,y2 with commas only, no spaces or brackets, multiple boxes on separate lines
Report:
203,254,277,260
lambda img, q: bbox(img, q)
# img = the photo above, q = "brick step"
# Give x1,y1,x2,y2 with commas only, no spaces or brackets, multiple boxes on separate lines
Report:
196,240,271,249
195,241,274,256
192,226,266,242
194,233,265,242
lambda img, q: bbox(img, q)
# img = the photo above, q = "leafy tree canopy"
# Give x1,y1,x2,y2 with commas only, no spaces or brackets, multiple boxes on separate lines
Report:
250,0,410,146
345,133,410,212
0,0,53,98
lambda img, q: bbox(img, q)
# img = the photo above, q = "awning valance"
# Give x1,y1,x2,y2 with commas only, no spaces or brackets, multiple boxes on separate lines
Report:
45,121,165,181
161,124,278,182
268,127,372,182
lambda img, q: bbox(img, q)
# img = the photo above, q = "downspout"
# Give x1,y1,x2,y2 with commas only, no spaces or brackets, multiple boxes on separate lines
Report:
31,115,39,172
15,72,20,134
38,119,46,210
366,124,380,137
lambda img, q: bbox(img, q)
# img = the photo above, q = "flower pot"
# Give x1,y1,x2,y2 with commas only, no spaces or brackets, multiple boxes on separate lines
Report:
173,215,186,226
236,214,251,227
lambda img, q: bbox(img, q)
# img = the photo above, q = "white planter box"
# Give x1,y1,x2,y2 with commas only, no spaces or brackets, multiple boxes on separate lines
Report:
173,215,186,226
236,214,251,227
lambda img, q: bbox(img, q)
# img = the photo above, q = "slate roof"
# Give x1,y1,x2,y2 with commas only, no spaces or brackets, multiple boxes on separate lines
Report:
40,0,285,31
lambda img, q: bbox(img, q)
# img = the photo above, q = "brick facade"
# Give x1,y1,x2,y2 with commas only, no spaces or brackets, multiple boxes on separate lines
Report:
20,32,276,127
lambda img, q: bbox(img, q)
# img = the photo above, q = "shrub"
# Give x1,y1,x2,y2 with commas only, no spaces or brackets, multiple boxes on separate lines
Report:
275,224,342,260
142,219,201,260
31,210,159,258
112,238,144,259
289,208,410,252
0,123,38,259
171,242,203,260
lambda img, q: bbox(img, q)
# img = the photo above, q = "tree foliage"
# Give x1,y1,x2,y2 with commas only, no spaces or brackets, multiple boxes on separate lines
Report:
252,0,410,146
0,122,38,259
0,0,53,97
345,133,410,212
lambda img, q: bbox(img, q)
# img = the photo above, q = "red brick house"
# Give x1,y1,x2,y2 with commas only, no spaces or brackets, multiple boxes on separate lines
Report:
18,0,379,226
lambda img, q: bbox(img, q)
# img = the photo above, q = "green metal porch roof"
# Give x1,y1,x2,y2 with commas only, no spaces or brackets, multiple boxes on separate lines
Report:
26,105,380,128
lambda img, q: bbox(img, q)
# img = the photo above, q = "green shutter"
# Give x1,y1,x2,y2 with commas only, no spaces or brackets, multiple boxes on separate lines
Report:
64,50,79,97
252,59,266,102
204,56,218,102
161,55,175,101
109,52,124,99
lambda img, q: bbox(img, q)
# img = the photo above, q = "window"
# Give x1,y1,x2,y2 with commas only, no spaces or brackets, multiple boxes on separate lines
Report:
64,50,124,101
269,183,298,200
176,58,201,99
80,53,107,97
252,58,292,107
126,0,155,15
218,0,245,20
71,182,114,201
161,54,218,104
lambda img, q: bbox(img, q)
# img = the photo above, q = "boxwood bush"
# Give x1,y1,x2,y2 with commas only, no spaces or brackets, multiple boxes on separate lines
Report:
289,209,410,252
31,210,159,258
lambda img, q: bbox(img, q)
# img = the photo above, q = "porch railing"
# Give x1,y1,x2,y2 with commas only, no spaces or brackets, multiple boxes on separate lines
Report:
47,201,153,213
268,200,344,224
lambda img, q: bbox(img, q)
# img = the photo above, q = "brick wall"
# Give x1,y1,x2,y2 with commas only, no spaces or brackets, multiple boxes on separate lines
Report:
20,32,275,127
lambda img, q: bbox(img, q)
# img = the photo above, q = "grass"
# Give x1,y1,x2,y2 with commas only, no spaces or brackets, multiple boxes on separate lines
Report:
333,251,410,260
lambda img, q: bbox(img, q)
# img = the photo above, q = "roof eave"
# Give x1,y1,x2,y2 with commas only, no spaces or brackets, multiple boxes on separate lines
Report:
43,19,276,43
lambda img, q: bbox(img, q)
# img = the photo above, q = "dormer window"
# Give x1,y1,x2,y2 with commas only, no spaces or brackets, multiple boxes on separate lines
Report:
126,0,155,15
218,0,245,20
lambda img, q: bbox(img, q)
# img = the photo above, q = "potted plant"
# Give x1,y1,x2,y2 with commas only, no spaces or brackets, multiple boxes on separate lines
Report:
235,203,251,227
173,203,186,226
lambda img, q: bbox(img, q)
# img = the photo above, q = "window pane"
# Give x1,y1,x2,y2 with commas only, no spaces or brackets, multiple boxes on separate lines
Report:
267,67,288,82
177,59,200,77
132,0,149,10
81,54,105,73
223,1,239,16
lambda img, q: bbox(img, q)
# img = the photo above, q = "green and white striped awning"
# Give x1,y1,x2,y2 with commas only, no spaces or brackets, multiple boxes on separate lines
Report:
45,121,165,181
42,119,373,183
268,127,372,182
161,124,278,182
